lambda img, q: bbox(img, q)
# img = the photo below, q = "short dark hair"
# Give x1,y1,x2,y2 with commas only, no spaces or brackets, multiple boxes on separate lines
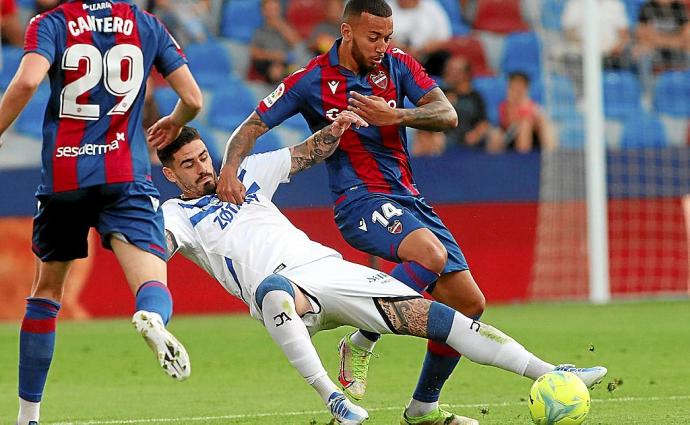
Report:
156,126,201,166
343,0,392,19
508,71,530,85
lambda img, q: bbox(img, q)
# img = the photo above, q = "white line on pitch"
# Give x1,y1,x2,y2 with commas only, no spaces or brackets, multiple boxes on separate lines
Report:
48,395,690,425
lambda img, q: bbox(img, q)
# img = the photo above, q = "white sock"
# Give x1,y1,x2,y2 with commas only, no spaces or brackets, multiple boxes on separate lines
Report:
261,290,338,404
445,313,551,378
523,356,556,380
405,399,438,417
18,398,40,425
350,330,377,351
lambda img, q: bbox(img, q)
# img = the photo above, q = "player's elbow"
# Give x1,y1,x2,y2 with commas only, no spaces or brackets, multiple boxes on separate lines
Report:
182,89,203,115
13,74,42,93
446,107,458,129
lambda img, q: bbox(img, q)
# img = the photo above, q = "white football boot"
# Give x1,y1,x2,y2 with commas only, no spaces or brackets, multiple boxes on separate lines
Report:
328,392,369,424
555,364,608,388
132,311,190,381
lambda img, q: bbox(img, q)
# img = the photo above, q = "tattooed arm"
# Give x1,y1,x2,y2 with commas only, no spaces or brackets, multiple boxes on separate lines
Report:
216,112,270,204
375,297,432,338
347,88,457,132
399,88,458,131
165,230,180,259
289,110,368,176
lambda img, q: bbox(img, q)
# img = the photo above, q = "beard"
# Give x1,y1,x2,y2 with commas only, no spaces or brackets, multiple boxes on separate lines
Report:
351,38,375,74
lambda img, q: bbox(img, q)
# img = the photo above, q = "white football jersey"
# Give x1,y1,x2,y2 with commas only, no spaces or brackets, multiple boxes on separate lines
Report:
162,148,341,314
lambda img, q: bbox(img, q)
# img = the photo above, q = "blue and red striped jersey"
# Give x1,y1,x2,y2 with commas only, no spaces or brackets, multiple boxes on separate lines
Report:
24,0,186,194
256,40,437,200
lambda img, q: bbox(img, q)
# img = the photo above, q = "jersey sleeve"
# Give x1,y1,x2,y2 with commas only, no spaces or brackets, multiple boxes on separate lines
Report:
162,201,197,258
150,15,187,77
255,68,310,129
238,148,291,200
24,14,57,64
391,49,438,105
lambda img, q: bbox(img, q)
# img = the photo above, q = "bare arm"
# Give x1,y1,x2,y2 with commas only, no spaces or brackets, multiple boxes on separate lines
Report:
0,53,50,139
147,65,203,149
289,111,368,176
216,112,270,204
375,298,431,337
348,88,458,132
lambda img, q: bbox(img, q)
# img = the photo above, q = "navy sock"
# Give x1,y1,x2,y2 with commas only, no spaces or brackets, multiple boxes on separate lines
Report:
135,281,173,325
19,298,60,402
390,261,439,294
413,304,483,403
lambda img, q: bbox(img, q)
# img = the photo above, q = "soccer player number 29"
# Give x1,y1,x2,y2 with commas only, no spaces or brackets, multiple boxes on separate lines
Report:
60,43,144,120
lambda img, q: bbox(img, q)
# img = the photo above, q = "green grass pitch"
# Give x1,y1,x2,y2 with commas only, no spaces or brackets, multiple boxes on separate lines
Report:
1,300,689,424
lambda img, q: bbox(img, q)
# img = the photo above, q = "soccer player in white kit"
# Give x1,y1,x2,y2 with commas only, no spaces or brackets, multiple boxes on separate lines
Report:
156,114,607,425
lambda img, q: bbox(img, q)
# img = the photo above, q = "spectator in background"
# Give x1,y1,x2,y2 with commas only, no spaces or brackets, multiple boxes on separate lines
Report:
489,72,556,153
0,0,23,46
561,0,632,73
251,0,305,84
636,0,690,93
308,0,344,55
387,0,452,76
149,0,212,45
442,56,494,151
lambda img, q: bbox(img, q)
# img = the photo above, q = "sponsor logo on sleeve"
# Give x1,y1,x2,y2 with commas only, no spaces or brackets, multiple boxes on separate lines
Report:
262,83,286,108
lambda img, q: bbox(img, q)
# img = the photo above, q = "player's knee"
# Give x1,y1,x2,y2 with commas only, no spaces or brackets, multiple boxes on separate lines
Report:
463,292,486,319
255,274,295,310
418,243,447,274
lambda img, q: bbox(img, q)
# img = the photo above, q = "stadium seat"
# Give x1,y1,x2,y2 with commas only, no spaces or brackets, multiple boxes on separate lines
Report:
153,87,179,116
437,0,472,36
473,0,530,33
208,76,258,132
473,76,507,125
16,84,50,139
252,131,283,153
653,71,690,118
540,0,567,31
184,40,233,89
603,71,642,120
286,0,327,39
500,31,542,82
444,36,494,76
623,0,646,25
620,112,667,148
220,0,263,43
556,110,584,149
0,46,23,89
546,73,578,120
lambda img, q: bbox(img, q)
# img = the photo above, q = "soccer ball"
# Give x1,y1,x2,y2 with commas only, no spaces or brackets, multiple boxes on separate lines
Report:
528,371,591,425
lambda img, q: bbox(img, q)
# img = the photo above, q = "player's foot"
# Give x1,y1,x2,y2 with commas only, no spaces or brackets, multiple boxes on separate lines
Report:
401,407,479,425
132,311,190,381
554,364,608,388
327,392,369,424
338,333,373,400
16,422,38,425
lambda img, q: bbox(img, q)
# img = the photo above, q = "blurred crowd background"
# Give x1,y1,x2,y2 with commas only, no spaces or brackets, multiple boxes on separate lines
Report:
1,0,689,168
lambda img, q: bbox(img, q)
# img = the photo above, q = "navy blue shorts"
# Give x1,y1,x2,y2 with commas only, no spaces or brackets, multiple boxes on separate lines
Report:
32,181,167,262
334,191,468,274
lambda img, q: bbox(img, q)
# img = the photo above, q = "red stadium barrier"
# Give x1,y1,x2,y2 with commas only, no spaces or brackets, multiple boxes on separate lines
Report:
0,199,686,321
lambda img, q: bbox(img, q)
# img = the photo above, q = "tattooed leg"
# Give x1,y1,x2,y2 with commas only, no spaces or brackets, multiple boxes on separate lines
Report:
375,298,553,379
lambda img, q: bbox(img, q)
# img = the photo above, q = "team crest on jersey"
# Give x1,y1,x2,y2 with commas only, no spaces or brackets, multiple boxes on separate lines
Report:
387,220,403,234
262,83,285,108
369,70,388,90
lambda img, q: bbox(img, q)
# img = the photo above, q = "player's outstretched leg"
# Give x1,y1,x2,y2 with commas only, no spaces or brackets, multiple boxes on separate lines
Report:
17,298,60,425
373,298,607,424
257,274,368,424
132,282,190,381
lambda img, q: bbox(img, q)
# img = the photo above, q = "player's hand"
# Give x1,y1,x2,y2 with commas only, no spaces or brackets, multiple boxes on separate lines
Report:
347,92,401,126
147,115,183,150
216,164,247,205
329,110,368,137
